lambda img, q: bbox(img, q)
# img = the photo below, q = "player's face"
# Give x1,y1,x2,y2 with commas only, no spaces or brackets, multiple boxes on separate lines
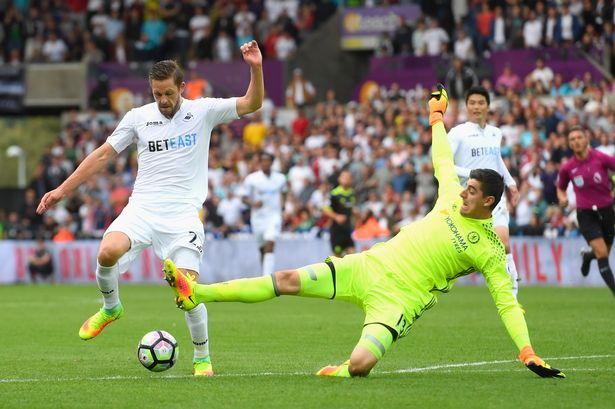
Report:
261,155,273,172
339,171,352,188
459,179,492,218
151,78,185,119
466,94,489,123
568,130,588,155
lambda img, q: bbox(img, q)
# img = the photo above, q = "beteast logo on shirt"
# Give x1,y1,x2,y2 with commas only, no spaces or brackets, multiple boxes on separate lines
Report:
146,121,164,127
148,133,197,152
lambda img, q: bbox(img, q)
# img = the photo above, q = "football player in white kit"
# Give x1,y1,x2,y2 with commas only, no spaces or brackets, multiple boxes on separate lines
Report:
448,86,521,297
242,152,288,276
36,41,264,376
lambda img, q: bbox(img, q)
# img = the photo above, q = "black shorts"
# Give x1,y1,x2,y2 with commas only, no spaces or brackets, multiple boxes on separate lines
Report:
330,228,354,254
577,206,615,246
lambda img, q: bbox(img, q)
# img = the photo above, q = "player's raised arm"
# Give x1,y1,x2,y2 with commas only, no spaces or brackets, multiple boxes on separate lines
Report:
236,40,264,117
428,85,461,199
37,142,118,214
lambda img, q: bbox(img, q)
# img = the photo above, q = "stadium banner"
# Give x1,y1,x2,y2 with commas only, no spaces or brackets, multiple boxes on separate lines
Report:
91,60,284,113
0,238,602,287
340,5,421,50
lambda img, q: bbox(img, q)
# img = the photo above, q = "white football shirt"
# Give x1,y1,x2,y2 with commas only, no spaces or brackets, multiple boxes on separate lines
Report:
243,170,287,222
448,121,516,188
106,97,238,208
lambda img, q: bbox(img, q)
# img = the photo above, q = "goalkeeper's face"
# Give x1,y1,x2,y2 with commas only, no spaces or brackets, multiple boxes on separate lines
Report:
151,77,185,119
459,179,494,219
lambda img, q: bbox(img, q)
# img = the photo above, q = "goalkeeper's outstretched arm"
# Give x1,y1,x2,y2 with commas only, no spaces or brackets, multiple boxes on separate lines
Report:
428,85,462,200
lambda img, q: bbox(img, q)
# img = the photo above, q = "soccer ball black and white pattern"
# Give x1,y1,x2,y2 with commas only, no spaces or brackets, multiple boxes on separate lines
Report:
137,330,178,372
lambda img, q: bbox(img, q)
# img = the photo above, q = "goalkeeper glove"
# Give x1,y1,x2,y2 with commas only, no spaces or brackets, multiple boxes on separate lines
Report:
519,346,566,378
428,84,449,126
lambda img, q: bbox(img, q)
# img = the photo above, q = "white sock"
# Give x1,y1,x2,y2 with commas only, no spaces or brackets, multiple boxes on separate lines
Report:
185,303,209,359
506,253,519,298
96,262,120,310
262,252,275,276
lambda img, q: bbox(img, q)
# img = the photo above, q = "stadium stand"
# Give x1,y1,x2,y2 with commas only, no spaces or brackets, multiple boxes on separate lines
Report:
0,0,614,249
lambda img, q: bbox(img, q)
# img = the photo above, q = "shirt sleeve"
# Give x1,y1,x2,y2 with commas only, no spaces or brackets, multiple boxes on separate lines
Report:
497,155,516,187
448,126,472,179
556,162,570,190
479,249,531,351
106,109,137,153
432,122,462,202
202,97,239,126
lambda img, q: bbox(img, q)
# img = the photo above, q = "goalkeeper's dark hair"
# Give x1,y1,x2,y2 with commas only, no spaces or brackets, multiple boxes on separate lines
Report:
149,60,184,88
469,168,504,211
465,85,490,106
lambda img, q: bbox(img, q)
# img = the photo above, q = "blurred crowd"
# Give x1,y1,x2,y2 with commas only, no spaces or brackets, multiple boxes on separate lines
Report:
1,0,615,243
0,0,338,66
2,69,614,242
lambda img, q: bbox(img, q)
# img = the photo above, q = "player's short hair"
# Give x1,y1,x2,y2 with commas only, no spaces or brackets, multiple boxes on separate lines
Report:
469,168,504,211
465,86,490,106
260,152,275,162
149,60,184,88
567,125,585,138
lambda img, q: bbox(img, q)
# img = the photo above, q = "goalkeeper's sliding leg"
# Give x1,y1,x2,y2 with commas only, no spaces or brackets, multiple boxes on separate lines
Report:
164,258,393,377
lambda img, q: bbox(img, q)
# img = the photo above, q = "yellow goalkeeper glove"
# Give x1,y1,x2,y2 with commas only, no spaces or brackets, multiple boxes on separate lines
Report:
428,84,448,126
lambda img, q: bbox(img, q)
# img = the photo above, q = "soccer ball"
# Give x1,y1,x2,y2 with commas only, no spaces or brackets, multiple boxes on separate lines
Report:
137,330,178,372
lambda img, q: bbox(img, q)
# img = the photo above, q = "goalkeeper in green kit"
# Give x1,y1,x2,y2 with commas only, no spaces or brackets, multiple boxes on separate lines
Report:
164,85,565,379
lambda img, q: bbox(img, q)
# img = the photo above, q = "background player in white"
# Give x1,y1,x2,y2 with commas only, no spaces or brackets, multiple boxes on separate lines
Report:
242,152,288,276
448,86,521,297
36,41,264,376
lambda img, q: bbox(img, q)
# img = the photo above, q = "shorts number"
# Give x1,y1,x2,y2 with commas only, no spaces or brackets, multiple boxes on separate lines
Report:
395,314,412,339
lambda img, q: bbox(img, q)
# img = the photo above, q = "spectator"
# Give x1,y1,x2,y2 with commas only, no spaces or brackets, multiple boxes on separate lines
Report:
543,5,558,47
286,68,316,108
453,29,475,62
274,30,297,60
555,2,583,46
527,57,554,89
42,31,68,62
392,16,413,56
234,2,257,48
422,18,449,56
489,6,507,51
214,30,234,62
445,57,478,100
28,238,54,283
496,64,523,95
243,111,268,150
523,10,543,48
412,18,427,56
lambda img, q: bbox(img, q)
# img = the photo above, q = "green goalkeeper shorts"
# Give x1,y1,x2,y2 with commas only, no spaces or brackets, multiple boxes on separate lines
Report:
327,253,437,340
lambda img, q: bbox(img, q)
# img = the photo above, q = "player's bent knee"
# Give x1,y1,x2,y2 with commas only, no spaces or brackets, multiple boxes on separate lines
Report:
274,270,301,294
97,246,124,266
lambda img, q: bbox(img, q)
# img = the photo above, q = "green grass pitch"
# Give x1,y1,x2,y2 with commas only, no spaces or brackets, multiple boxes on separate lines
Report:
0,284,614,409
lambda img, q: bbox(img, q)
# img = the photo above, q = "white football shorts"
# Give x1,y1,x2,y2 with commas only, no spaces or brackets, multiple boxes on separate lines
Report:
105,200,204,274
492,196,510,228
251,215,282,247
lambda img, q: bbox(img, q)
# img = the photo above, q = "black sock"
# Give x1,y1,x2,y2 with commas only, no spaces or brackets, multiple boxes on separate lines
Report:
597,258,615,294
586,251,596,261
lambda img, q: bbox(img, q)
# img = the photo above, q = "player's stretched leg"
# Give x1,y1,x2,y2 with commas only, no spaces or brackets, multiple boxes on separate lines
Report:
164,259,337,309
79,232,129,340
317,323,394,377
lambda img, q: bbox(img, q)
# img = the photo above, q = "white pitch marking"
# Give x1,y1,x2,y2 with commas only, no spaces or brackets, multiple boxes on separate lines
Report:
0,354,613,383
